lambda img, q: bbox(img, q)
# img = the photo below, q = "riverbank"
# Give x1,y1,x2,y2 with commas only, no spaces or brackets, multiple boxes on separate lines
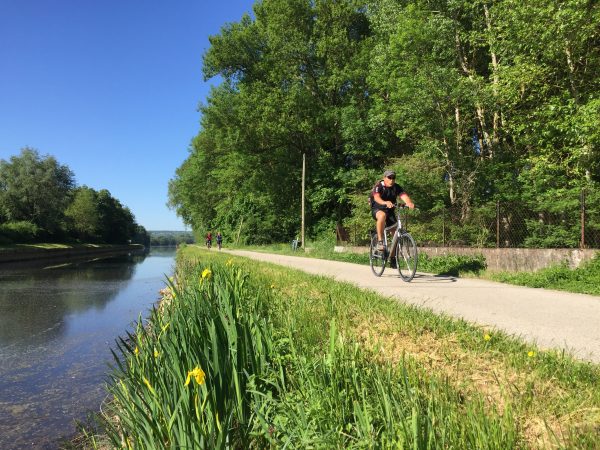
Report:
88,247,600,448
0,243,144,264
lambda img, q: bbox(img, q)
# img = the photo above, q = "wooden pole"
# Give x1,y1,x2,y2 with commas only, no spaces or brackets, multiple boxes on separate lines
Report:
301,153,305,250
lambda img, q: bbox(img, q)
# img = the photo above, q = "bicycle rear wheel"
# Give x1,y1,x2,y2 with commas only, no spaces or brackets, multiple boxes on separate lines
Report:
395,233,417,281
369,232,386,277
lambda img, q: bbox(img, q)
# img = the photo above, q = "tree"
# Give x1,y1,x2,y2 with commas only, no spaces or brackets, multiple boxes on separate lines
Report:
0,148,74,236
97,189,137,244
65,186,100,241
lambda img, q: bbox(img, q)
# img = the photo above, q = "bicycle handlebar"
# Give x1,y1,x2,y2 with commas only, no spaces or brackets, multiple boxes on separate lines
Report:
385,204,416,209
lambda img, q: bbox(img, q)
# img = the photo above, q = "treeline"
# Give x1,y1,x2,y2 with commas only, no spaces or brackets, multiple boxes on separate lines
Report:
169,0,599,246
149,231,195,246
0,148,149,246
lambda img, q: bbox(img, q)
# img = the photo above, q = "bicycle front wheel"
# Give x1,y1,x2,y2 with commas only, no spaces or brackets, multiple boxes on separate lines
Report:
395,233,418,281
369,232,386,277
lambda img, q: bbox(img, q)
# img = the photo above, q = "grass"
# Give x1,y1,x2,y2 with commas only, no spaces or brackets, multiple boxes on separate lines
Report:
487,254,600,296
91,247,600,449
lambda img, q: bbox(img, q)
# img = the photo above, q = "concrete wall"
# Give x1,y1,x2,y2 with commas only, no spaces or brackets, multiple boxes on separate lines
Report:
0,244,144,264
334,245,598,272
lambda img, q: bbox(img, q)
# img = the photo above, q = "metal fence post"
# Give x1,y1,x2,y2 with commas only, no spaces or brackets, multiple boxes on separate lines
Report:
496,200,500,248
581,188,586,249
442,208,446,246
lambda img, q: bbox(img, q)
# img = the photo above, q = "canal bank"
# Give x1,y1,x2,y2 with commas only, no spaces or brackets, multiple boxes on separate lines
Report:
0,243,144,264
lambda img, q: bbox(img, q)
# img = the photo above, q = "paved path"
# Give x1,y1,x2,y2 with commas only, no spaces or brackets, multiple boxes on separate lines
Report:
223,250,600,364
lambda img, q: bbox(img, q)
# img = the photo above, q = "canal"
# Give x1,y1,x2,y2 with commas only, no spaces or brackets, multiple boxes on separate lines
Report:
0,247,176,449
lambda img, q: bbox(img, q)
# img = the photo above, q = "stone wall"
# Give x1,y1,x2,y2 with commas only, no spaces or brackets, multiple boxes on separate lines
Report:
333,245,598,272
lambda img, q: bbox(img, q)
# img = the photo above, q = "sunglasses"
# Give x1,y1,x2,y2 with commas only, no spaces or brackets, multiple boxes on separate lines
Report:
386,175,396,180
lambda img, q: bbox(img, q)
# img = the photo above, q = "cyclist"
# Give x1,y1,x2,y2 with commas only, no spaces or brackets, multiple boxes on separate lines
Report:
205,231,212,249
370,170,415,254
216,232,223,250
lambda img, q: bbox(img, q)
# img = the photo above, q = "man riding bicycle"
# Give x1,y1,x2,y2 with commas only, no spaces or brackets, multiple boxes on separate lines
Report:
370,170,415,254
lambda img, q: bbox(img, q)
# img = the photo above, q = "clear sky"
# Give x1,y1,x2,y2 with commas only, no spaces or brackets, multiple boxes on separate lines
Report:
0,0,255,231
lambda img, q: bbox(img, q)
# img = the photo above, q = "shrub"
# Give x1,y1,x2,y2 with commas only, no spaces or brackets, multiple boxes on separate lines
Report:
0,221,40,243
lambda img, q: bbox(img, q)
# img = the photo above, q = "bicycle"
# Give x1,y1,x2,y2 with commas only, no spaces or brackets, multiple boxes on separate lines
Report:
369,205,418,281
206,238,212,249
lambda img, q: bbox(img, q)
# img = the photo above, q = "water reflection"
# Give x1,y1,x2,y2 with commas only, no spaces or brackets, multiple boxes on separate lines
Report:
0,247,176,449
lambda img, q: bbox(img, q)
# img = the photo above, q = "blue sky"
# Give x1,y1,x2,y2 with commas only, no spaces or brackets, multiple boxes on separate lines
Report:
0,0,255,231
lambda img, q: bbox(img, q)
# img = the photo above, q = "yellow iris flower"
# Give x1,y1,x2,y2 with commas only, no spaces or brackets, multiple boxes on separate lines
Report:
185,366,206,387
201,268,212,280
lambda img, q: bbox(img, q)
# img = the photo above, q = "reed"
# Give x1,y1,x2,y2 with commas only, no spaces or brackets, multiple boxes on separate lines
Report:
99,249,600,448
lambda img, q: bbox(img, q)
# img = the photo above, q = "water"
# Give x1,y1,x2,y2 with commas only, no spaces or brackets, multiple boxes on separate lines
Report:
0,247,176,449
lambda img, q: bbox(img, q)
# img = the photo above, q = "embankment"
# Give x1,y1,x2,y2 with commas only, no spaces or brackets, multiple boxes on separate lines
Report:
0,244,144,264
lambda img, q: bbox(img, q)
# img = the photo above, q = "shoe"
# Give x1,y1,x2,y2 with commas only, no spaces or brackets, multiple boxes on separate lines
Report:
377,241,385,251
389,259,397,269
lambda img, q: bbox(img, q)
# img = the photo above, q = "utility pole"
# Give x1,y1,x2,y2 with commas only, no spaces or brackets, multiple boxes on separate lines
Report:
301,153,305,250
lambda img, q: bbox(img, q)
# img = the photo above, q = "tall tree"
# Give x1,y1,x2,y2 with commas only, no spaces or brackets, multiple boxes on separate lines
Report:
0,148,74,235
65,186,100,241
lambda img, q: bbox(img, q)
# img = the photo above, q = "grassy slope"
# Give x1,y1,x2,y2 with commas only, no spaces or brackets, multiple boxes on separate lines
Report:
180,247,600,448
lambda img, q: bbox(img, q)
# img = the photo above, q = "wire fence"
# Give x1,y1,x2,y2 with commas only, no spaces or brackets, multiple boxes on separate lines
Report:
343,188,600,249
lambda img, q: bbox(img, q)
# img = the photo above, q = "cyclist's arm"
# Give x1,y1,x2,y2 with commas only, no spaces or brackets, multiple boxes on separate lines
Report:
399,192,415,209
373,193,394,209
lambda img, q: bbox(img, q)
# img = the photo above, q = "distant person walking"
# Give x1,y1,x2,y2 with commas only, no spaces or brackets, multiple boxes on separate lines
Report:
216,232,223,250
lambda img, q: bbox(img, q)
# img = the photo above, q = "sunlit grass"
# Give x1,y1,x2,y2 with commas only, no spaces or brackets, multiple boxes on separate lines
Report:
96,247,600,449
487,254,600,296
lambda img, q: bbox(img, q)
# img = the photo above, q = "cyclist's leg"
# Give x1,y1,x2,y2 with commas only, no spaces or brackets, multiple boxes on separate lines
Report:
375,210,387,249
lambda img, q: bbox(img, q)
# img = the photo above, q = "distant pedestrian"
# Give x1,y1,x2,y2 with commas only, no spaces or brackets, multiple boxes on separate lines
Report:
216,232,223,250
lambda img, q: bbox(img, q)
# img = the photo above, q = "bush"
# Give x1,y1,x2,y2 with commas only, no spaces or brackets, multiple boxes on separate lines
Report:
0,221,40,243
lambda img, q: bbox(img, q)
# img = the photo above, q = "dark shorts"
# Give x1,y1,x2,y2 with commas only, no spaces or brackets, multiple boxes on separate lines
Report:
371,207,397,228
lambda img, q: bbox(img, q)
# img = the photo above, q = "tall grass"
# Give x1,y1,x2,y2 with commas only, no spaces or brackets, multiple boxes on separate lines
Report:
488,253,600,295
104,262,274,448
99,250,600,448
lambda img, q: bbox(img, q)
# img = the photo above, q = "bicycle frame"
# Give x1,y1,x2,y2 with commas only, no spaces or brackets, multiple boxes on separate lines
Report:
370,205,418,281
381,207,408,258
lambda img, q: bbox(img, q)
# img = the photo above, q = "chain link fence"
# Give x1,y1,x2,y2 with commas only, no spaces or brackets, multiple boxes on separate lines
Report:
343,188,600,249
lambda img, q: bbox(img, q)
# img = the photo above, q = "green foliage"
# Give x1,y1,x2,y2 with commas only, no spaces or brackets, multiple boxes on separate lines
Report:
490,253,600,296
0,148,144,245
149,230,194,246
169,0,600,248
419,253,487,277
0,148,74,236
100,249,600,448
0,221,40,244
65,186,100,241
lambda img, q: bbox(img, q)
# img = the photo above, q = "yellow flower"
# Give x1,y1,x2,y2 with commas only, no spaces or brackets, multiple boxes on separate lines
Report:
270,284,275,289
142,376,156,395
484,334,491,341
134,346,140,356
201,268,212,280
226,259,234,267
185,366,206,387
528,351,536,358
154,349,160,358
